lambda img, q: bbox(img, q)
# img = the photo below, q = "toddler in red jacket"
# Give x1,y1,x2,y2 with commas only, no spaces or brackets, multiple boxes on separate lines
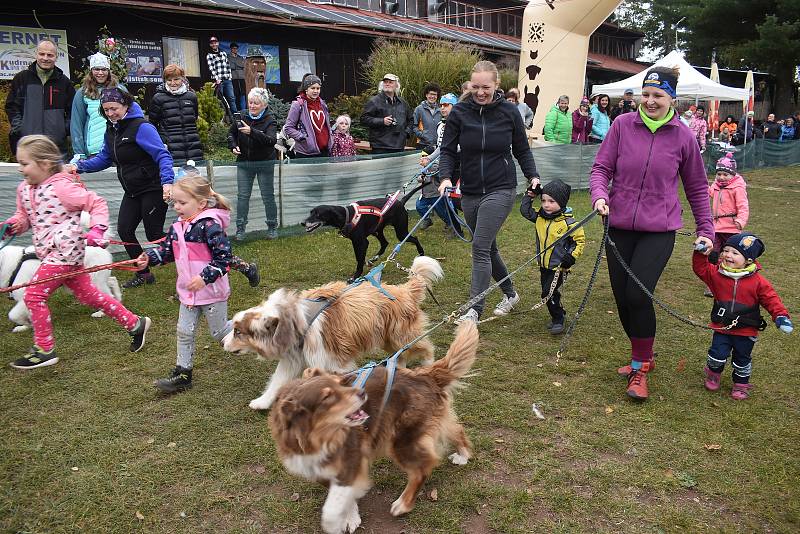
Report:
692,233,792,399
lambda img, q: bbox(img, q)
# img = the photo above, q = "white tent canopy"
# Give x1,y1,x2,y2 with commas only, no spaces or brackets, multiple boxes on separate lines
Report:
591,50,749,102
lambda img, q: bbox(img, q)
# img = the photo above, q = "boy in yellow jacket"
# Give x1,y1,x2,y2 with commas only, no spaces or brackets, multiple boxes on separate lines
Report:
520,178,585,334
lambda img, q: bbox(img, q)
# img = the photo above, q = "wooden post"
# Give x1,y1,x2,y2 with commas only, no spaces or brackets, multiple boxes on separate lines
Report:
206,159,215,185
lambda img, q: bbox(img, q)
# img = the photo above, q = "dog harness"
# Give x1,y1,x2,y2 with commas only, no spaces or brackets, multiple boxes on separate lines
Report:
342,189,403,236
4,250,38,290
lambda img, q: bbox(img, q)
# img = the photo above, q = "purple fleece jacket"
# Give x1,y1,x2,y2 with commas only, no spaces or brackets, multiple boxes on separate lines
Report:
590,111,713,239
284,95,332,156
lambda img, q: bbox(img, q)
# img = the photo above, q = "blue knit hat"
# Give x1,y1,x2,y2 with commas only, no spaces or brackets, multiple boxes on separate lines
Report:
725,233,764,262
440,93,458,105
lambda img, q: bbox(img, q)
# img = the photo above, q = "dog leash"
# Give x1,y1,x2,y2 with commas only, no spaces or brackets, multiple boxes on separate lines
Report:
107,236,167,246
0,258,141,294
0,224,16,252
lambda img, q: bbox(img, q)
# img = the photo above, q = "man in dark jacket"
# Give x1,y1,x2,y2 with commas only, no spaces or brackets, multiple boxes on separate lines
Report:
360,73,414,154
762,113,782,140
4,39,75,155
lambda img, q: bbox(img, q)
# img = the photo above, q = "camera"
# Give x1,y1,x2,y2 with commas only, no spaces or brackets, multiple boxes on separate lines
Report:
389,116,397,126
233,112,245,127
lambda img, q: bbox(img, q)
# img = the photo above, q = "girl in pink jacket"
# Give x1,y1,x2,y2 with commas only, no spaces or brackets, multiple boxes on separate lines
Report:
3,135,151,370
139,174,234,393
708,152,749,264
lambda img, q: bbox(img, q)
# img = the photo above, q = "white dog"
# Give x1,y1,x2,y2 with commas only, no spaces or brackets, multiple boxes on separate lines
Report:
0,244,122,332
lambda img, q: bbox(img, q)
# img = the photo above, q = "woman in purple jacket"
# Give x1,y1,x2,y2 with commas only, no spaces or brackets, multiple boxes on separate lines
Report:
590,67,713,401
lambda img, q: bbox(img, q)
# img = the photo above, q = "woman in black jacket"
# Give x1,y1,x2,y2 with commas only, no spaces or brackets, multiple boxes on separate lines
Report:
148,64,203,165
438,60,540,322
228,87,278,240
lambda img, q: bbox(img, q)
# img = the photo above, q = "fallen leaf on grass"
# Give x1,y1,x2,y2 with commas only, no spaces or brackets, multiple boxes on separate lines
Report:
712,401,720,407
254,465,266,474
146,438,155,445
135,511,145,520
676,358,686,373
664,468,674,478
494,438,505,443
71,466,79,472
605,405,615,415
552,381,562,387
536,363,543,368
531,404,545,420
429,488,438,501
607,310,615,315
704,443,722,451
290,492,300,502
167,442,177,448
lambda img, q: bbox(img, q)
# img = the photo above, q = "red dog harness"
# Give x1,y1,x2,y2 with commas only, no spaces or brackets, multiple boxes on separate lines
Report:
344,189,403,235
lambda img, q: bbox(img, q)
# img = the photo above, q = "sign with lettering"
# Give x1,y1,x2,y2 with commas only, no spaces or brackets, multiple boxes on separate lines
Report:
124,39,164,83
0,26,70,80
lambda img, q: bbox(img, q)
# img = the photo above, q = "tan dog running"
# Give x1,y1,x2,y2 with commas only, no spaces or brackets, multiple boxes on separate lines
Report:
222,256,443,410
269,321,479,534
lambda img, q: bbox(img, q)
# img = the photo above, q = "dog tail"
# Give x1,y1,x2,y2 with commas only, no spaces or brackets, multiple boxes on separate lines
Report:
400,183,425,206
423,322,479,390
408,256,443,289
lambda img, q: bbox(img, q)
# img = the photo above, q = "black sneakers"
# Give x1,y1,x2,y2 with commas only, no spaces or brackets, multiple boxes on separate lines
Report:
154,366,193,393
123,272,156,288
10,346,59,370
129,316,151,352
418,218,434,230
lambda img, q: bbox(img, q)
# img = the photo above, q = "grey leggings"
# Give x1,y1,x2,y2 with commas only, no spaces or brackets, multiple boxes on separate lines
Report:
177,302,231,369
461,188,516,316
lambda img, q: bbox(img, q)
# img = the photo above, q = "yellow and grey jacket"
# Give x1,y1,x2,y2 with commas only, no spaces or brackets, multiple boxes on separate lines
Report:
520,194,585,270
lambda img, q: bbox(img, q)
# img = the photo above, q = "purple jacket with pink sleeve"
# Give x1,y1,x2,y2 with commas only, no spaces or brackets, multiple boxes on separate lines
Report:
590,111,714,239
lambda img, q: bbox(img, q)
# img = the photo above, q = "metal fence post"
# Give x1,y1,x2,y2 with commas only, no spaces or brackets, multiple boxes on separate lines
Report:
278,157,284,228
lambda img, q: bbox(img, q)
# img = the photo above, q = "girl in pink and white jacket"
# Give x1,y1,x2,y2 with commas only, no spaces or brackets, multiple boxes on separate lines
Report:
138,175,233,393
3,135,151,370
708,152,749,263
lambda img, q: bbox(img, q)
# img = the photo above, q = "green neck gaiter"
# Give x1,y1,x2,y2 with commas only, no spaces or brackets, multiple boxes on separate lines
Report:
639,107,674,133
36,64,53,86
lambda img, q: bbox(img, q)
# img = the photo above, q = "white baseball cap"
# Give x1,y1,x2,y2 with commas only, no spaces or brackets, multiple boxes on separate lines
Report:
383,73,399,82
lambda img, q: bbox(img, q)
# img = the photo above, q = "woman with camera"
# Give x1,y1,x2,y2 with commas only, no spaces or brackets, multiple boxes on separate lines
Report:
228,87,278,240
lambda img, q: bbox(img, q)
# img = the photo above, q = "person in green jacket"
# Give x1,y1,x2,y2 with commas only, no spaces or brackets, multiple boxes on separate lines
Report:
543,95,572,144
71,53,126,157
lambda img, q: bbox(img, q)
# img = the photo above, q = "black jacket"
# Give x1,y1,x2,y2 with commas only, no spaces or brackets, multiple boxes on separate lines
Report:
763,120,782,140
148,84,203,165
360,92,414,150
439,92,539,195
228,111,277,161
4,62,75,154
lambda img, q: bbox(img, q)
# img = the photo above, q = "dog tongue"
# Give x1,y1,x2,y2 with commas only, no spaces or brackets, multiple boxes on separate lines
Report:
347,409,369,423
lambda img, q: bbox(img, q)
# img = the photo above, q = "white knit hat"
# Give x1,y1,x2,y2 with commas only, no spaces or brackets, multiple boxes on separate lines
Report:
89,53,110,70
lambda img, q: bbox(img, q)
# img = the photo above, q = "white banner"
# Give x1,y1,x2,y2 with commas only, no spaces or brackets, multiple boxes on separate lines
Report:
0,26,70,80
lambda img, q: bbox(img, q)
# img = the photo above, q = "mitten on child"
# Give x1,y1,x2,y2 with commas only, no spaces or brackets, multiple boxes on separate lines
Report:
2,218,18,237
775,316,793,334
84,225,108,248
560,253,576,269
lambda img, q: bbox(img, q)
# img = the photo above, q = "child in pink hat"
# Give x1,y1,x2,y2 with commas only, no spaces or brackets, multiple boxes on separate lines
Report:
708,152,749,264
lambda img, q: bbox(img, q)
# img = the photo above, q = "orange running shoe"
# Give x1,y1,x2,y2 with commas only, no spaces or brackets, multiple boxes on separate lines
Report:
626,361,652,400
617,359,656,376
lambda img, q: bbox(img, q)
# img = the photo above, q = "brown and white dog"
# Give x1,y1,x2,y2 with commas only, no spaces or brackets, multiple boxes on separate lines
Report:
269,321,479,534
222,255,443,410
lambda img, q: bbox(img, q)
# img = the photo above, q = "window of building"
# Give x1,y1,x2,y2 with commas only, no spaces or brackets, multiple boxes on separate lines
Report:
162,37,200,77
288,48,316,82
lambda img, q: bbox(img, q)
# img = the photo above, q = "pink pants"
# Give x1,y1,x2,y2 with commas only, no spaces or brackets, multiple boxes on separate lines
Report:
24,263,138,351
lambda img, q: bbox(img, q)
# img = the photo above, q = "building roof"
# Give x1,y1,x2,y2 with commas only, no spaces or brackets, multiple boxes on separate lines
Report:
587,52,649,75
110,0,522,53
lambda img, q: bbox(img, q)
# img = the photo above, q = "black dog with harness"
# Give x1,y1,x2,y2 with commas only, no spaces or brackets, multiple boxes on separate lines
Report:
301,184,426,282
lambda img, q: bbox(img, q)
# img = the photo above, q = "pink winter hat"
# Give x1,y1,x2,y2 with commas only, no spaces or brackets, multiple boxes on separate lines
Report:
716,152,737,175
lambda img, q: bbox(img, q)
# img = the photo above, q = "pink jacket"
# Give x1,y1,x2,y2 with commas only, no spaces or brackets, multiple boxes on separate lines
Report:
10,172,109,265
173,209,231,306
708,174,749,234
688,115,708,149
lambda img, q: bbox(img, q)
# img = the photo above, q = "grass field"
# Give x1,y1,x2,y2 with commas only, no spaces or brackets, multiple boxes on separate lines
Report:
1,166,798,533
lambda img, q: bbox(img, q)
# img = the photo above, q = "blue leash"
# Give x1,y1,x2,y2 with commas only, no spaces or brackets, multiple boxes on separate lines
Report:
386,193,445,262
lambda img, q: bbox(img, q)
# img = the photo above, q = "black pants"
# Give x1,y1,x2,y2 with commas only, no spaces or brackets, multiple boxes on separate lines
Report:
117,190,168,274
540,268,565,322
606,228,675,339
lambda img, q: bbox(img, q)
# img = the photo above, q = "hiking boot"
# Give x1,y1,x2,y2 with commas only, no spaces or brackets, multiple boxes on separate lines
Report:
240,262,260,287
455,308,479,324
548,319,565,335
129,316,151,352
626,361,652,400
703,366,722,391
493,292,520,316
10,346,59,370
731,383,753,400
265,224,278,240
617,359,656,376
154,366,193,393
123,272,155,289
233,227,246,241
419,218,433,230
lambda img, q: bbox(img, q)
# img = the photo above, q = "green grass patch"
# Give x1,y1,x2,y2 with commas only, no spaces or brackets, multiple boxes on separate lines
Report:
2,167,799,533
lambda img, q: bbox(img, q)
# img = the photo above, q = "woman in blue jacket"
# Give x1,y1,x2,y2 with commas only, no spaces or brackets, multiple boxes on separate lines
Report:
589,94,611,143
69,88,174,288
438,61,540,322
70,53,125,157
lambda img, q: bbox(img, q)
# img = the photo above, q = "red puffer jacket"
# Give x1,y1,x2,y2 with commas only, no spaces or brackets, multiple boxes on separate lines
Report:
692,252,789,337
